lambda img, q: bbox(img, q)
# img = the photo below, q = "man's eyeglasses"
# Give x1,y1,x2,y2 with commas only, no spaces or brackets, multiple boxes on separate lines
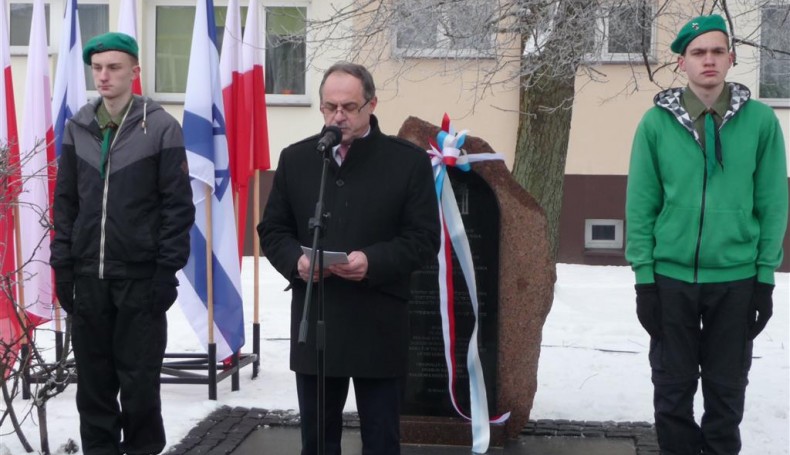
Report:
320,99,371,116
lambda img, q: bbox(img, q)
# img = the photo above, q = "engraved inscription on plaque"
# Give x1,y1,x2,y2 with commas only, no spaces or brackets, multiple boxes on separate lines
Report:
404,166,500,416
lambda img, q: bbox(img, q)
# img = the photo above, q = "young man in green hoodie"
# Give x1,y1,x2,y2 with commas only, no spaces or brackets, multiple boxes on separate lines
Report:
626,14,788,454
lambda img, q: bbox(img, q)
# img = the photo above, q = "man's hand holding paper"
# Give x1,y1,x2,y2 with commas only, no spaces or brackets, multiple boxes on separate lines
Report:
328,251,368,281
298,247,352,282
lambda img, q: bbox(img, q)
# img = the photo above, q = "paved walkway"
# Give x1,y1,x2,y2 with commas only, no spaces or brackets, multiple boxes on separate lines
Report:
165,407,659,455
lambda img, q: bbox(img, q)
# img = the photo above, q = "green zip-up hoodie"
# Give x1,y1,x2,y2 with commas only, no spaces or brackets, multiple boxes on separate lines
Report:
626,82,788,285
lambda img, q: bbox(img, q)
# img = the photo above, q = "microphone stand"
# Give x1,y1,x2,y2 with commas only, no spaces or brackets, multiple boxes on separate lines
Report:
298,145,332,455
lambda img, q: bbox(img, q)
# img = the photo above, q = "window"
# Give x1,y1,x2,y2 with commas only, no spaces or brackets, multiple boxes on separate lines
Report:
584,219,623,249
151,4,247,95
13,2,107,87
759,4,790,101
393,0,495,58
265,6,306,96
147,1,307,101
10,2,51,54
583,2,654,63
78,3,109,90
216,6,248,54
152,4,194,95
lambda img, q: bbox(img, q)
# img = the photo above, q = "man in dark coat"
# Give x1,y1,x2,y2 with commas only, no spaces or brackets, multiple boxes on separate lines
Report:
258,62,440,454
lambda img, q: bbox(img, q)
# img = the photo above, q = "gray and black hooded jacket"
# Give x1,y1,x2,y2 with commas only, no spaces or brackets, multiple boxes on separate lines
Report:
51,95,195,283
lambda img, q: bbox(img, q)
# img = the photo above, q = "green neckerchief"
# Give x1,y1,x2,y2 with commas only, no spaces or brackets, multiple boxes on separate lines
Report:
96,99,133,179
682,86,730,175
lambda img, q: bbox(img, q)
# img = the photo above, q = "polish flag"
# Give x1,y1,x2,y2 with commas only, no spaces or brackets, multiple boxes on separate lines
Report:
239,0,270,250
242,0,270,175
18,0,55,325
52,0,86,159
117,0,142,94
219,0,247,257
0,0,23,376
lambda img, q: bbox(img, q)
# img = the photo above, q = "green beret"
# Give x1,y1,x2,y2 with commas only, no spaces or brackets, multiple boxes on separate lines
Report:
82,32,139,65
671,15,728,54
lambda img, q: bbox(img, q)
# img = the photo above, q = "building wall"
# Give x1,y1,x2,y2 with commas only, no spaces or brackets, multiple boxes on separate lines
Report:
558,175,790,272
369,60,521,168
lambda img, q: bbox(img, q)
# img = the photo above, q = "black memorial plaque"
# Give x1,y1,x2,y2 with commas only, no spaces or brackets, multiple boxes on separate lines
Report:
403,166,500,417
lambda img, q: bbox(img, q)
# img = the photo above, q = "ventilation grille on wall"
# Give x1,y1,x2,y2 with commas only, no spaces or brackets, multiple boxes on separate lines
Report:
584,219,623,249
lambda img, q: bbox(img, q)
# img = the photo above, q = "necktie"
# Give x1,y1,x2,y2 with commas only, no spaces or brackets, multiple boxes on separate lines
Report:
704,111,722,175
338,144,349,163
100,122,118,179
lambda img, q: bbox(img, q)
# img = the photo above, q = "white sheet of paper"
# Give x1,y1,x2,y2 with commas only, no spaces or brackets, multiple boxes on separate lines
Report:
301,246,349,266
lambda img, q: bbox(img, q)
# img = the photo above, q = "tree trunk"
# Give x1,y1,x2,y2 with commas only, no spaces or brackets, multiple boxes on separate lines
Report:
38,401,50,455
511,73,576,261
511,0,589,261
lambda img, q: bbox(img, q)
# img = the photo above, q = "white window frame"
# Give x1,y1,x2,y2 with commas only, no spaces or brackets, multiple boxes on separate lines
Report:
11,1,107,57
145,0,309,104
757,3,790,107
584,2,656,64
75,0,110,98
144,0,195,103
584,219,624,249
9,0,54,55
391,1,495,59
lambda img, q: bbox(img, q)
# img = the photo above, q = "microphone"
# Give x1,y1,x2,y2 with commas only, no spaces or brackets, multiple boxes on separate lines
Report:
316,125,343,153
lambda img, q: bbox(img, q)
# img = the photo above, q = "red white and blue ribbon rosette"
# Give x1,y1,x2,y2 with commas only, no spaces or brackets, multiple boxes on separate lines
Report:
427,114,509,454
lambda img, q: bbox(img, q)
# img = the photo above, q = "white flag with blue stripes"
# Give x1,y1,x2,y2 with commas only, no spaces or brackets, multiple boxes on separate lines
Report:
52,0,86,159
176,0,245,361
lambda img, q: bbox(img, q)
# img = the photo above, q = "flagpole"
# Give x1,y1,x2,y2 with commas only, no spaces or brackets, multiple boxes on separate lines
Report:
252,170,260,377
204,185,218,399
12,204,24,312
232,187,241,390
13,202,33,400
53,291,63,361
206,187,214,343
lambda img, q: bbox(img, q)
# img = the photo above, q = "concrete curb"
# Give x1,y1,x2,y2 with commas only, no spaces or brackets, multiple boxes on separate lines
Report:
521,419,659,454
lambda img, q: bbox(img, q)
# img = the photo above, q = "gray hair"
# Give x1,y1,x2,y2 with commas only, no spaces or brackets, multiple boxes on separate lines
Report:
319,62,376,102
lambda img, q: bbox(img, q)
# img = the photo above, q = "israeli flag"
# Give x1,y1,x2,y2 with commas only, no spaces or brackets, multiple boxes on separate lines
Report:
52,0,86,159
176,0,245,360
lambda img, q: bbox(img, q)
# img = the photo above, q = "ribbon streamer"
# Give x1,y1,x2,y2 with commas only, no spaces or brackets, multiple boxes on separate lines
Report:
428,114,509,454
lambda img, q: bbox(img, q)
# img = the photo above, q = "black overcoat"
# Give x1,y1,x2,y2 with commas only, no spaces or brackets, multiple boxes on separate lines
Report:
258,116,440,377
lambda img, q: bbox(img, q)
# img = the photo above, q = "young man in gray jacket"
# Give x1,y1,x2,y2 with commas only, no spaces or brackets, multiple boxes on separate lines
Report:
50,32,194,455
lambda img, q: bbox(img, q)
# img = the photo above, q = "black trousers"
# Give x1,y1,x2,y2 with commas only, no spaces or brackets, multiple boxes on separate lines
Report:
71,276,168,455
650,275,754,455
296,373,404,455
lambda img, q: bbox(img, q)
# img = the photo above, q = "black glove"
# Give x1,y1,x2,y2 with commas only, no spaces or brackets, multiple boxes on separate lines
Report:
152,270,179,314
748,282,774,340
635,283,662,339
54,268,74,314
55,280,75,314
